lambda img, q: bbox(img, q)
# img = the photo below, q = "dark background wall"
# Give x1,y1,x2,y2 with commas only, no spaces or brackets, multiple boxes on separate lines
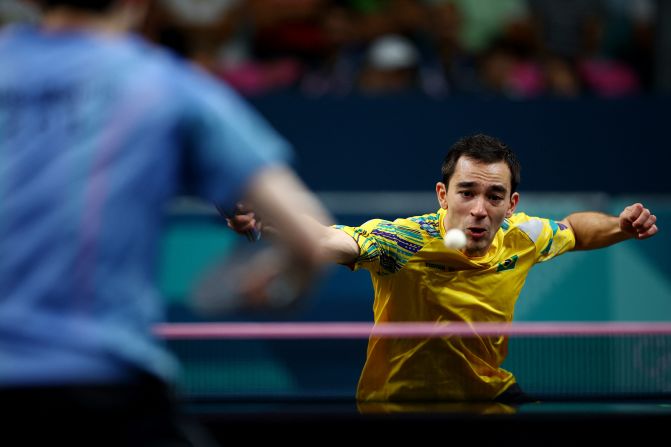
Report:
250,94,670,194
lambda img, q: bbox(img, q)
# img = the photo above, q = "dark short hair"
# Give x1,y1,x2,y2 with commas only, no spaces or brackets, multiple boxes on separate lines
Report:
441,134,521,193
36,0,117,11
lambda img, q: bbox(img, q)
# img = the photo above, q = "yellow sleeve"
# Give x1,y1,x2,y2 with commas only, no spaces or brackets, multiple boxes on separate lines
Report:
335,218,425,275
334,219,388,274
509,213,576,263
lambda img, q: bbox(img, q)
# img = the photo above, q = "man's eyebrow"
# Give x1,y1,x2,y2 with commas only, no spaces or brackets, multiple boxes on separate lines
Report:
455,181,508,194
489,184,508,194
456,181,476,188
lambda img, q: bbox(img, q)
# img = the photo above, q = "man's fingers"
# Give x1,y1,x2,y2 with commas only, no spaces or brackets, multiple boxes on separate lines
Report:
635,213,657,238
226,214,256,233
623,203,643,222
636,224,659,240
631,208,651,229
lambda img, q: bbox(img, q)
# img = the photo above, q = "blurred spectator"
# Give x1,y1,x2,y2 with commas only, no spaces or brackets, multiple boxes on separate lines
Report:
415,0,538,98
527,0,643,97
413,0,475,97
144,0,245,72
339,0,426,43
577,58,640,97
131,0,665,98
357,33,422,94
477,38,545,99
528,0,605,60
299,0,429,97
217,0,330,95
436,0,533,55
299,2,363,97
598,0,655,91
541,54,583,97
247,0,329,63
218,58,304,96
145,0,318,96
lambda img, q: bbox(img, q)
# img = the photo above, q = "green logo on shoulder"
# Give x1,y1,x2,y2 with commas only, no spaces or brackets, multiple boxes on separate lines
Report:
496,255,518,272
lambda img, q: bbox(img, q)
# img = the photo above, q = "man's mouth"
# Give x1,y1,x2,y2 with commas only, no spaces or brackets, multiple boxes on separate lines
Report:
466,227,487,239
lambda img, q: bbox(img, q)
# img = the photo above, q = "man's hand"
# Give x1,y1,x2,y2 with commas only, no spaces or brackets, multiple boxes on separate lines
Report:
225,203,281,240
619,203,658,240
225,203,259,236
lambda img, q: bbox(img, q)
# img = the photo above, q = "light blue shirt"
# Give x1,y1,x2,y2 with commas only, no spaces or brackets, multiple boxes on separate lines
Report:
0,25,292,385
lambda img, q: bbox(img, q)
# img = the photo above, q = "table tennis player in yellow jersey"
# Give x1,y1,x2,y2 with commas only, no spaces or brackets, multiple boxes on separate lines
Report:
228,133,659,403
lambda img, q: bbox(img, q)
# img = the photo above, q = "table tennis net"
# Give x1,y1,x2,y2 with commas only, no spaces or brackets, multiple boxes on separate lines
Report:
159,322,671,401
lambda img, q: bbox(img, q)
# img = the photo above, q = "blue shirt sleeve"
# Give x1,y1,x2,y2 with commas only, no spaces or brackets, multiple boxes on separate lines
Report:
176,64,294,210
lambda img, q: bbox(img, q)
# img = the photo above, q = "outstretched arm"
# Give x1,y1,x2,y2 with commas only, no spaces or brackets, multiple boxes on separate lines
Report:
239,165,334,265
303,217,361,265
227,187,360,265
559,203,658,251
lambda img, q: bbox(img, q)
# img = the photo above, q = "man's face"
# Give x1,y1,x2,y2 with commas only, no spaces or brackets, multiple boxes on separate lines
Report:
436,156,519,257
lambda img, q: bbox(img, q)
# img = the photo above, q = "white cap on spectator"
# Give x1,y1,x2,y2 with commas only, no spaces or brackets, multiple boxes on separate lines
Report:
367,34,419,70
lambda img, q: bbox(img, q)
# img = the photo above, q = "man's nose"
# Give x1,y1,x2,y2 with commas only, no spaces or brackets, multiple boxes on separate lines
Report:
470,197,487,217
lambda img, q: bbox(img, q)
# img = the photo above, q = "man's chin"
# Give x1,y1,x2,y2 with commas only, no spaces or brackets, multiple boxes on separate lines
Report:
463,240,490,257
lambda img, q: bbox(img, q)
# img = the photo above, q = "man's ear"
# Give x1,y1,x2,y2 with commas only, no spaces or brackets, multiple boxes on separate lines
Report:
506,192,520,218
436,182,448,209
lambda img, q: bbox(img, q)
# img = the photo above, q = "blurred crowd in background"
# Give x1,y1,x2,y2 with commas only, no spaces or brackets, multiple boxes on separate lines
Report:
3,0,670,99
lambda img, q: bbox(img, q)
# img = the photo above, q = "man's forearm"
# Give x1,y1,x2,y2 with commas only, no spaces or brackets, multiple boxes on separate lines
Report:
564,212,632,250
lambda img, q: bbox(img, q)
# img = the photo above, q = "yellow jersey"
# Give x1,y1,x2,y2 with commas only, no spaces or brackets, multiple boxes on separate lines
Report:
336,208,575,401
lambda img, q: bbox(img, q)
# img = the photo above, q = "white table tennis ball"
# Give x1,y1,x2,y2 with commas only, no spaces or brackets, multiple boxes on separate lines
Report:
443,228,467,249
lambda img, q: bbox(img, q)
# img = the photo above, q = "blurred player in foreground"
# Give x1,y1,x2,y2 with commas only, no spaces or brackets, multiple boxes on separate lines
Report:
229,133,658,404
0,0,331,444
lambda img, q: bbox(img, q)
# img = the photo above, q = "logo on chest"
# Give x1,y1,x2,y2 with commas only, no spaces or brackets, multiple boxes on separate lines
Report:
424,262,459,272
496,255,518,272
